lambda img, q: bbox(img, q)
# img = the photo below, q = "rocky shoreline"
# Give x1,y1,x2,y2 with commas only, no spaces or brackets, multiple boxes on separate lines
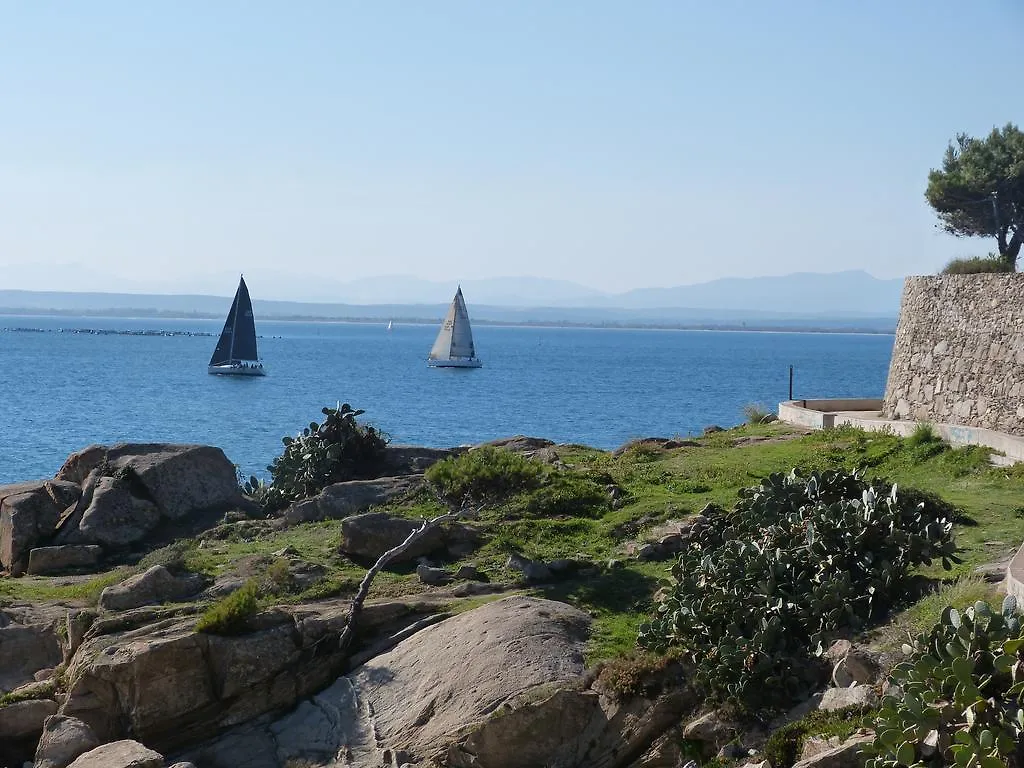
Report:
0,433,985,768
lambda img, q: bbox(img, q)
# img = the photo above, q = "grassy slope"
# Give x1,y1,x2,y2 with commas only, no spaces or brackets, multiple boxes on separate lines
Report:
3,423,1023,664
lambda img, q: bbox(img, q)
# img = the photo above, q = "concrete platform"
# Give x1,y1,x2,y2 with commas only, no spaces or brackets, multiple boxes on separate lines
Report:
778,398,1024,465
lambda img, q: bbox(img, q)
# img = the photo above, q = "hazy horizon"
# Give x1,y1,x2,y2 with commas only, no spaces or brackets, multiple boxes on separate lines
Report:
2,2,1022,294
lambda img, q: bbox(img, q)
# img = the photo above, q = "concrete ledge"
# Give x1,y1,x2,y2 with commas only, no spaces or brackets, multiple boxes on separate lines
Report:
1007,543,1024,604
778,399,1024,464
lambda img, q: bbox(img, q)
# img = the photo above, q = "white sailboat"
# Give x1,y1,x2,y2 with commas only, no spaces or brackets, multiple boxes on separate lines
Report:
387,320,393,331
428,286,482,368
208,276,266,376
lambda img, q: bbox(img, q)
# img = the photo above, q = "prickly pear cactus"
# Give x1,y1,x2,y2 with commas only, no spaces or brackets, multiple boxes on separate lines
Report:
867,596,1024,768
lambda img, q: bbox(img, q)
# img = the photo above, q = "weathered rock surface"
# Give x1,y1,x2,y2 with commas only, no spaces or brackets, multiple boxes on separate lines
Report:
792,732,873,768
27,545,103,575
59,599,414,753
478,435,555,453
285,476,423,526
34,715,101,768
416,563,452,586
818,685,878,711
98,565,205,611
68,477,162,548
612,437,698,457
381,445,458,476
56,443,242,520
66,739,164,768
187,596,595,767
0,697,57,739
0,612,64,693
0,480,82,573
339,511,476,563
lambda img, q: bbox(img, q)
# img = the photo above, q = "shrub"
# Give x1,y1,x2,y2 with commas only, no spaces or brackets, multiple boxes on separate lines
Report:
866,597,1024,768
245,404,389,511
522,473,608,518
906,423,940,448
195,579,261,635
426,447,544,505
941,255,1013,274
744,403,778,425
638,469,958,715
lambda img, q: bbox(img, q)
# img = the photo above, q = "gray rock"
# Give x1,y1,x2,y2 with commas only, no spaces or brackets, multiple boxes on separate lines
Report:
833,650,880,687
98,565,204,611
454,564,485,581
818,685,878,711
416,563,452,586
637,543,664,561
27,545,103,575
57,443,243,521
507,552,553,584
34,715,101,768
0,480,81,574
0,698,57,740
340,511,445,562
66,740,164,768
792,733,873,768
682,711,738,752
67,477,161,548
382,445,458,475
285,476,423,526
0,620,63,693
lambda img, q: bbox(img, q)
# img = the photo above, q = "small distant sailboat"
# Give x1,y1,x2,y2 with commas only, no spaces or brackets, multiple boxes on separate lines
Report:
208,276,266,376
428,286,482,368
386,320,393,332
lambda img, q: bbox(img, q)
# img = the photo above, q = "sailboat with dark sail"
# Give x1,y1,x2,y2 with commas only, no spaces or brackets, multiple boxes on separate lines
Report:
208,276,266,376
428,286,482,368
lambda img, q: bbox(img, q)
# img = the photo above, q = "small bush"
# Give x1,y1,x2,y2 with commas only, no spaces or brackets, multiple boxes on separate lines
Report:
866,597,1024,768
941,254,1013,274
426,447,544,505
905,422,939,447
195,579,260,635
265,558,293,592
765,707,876,768
744,403,778,425
638,469,958,715
522,474,608,518
596,650,683,698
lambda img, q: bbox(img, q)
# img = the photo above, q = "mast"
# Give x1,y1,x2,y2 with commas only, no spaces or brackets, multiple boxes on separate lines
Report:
228,278,240,361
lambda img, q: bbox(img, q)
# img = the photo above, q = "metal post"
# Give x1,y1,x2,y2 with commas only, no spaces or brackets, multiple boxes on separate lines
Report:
789,365,794,401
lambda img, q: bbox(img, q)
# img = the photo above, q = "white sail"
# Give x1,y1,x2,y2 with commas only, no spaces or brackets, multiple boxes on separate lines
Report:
429,287,479,364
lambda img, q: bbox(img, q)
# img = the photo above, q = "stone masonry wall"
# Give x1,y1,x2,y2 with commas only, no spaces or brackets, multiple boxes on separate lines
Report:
884,275,1024,434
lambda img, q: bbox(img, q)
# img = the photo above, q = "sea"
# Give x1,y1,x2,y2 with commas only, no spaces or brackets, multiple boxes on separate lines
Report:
0,316,894,484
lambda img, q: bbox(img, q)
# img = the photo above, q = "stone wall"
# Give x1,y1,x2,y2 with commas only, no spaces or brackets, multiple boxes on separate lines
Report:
883,274,1024,434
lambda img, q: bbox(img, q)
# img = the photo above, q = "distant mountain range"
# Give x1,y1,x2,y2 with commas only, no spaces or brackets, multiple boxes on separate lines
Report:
0,270,904,331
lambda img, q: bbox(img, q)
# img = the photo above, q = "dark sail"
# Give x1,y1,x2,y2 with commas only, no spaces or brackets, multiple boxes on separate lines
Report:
231,277,259,361
209,290,240,366
208,277,259,365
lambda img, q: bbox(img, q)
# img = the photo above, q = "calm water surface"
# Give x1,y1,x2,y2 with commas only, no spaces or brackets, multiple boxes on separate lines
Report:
0,316,894,483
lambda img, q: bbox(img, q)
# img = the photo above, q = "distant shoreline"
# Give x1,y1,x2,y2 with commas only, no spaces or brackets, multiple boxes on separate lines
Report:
0,307,895,335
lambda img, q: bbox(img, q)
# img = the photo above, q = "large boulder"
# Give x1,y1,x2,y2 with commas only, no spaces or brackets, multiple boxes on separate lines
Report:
0,697,57,739
285,476,423,526
0,480,81,573
186,596,593,768
339,511,446,562
66,740,164,768
58,600,409,754
34,715,101,768
98,565,205,612
56,443,242,520
0,613,64,693
27,545,103,575
380,445,459,476
478,436,555,452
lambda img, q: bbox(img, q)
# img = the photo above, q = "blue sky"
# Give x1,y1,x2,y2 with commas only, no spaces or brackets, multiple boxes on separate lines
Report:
0,1,1021,297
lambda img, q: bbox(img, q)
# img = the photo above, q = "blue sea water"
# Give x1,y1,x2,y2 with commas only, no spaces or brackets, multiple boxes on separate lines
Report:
0,316,894,484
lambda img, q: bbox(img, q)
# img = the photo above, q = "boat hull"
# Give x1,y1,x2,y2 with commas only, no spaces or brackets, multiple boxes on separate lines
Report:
208,363,267,376
428,358,482,368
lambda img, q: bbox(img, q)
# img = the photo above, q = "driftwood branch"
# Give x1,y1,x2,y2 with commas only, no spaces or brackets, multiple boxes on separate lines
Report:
336,508,461,657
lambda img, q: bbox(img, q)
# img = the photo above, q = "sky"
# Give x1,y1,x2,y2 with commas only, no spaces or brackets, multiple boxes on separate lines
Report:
0,1,1022,298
